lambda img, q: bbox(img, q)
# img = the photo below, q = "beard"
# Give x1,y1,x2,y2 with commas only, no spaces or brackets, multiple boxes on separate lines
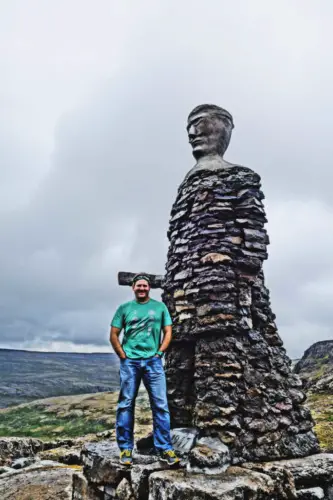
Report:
135,290,149,302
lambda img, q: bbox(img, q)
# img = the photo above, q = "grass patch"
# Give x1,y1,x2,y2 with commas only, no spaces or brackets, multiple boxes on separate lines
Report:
0,390,152,441
0,405,111,439
307,392,333,452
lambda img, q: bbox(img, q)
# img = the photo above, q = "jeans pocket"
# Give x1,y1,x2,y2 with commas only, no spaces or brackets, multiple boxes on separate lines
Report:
151,356,163,371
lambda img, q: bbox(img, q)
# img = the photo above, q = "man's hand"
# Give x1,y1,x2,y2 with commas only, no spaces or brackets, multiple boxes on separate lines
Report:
110,326,126,359
158,325,172,353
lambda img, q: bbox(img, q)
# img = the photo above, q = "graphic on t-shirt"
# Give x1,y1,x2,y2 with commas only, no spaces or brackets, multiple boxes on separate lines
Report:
147,310,156,336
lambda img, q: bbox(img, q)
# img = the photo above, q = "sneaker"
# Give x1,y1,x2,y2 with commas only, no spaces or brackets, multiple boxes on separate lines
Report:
159,449,180,466
119,449,133,466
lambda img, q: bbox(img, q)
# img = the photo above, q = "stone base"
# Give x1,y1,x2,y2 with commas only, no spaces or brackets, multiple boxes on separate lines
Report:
0,463,78,500
76,441,333,499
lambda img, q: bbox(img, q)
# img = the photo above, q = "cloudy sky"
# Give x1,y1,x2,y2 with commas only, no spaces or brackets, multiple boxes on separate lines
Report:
1,0,333,358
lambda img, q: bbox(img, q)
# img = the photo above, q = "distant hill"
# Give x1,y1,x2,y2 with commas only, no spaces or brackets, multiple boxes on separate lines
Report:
294,340,333,393
0,349,120,408
294,340,333,453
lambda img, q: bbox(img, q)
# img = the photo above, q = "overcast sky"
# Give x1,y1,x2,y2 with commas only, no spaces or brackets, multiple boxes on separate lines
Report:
1,0,333,358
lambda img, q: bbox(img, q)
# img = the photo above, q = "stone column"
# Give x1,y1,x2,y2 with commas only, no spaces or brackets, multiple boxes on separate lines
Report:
163,163,319,463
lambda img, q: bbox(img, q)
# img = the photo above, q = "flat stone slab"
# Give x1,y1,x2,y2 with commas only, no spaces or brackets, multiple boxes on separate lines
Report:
256,453,333,489
297,487,325,499
148,467,281,500
0,463,78,500
82,440,165,486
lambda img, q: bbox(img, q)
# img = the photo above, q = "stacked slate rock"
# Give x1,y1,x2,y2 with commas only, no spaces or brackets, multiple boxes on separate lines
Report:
162,166,320,464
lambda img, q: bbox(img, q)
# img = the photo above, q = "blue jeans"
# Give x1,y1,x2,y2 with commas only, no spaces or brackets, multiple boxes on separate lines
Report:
116,356,173,452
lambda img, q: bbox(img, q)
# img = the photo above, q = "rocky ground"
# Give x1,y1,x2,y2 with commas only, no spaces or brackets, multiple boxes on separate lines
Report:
0,389,152,499
0,342,333,498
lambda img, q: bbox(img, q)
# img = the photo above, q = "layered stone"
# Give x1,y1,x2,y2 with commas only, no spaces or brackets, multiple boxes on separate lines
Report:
163,166,319,463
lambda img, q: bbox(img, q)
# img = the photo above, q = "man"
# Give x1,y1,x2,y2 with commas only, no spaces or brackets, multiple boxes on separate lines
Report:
110,273,180,467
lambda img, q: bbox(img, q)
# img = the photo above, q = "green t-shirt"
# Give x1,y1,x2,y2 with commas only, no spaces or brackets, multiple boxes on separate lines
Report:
111,298,172,359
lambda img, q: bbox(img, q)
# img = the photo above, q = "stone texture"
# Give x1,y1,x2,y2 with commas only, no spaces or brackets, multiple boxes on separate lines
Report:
327,485,333,499
170,427,199,456
269,453,333,489
82,440,161,487
116,478,135,500
72,472,101,500
11,456,37,469
187,436,230,475
0,437,44,466
0,463,77,500
131,463,166,500
75,438,333,500
297,487,325,500
163,104,319,464
148,467,290,499
38,445,82,465
82,441,131,486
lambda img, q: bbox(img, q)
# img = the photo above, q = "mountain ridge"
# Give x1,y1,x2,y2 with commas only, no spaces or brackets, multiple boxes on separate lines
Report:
0,349,120,408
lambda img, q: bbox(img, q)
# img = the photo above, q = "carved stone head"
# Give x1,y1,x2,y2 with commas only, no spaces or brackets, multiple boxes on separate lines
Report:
187,104,234,160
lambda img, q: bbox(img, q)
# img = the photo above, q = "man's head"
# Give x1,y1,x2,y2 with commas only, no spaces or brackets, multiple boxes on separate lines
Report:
132,274,151,302
187,104,234,160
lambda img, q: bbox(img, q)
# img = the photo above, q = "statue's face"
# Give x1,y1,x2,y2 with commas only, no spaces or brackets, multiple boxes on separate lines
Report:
187,110,232,160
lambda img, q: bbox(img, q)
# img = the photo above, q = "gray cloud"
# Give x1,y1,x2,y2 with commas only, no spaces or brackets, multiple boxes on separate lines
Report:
1,0,333,357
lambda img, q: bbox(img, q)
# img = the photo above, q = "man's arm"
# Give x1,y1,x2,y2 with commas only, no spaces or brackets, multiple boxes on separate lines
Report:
157,325,172,355
110,326,126,359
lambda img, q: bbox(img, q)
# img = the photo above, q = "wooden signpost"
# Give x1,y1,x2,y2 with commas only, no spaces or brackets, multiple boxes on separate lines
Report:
117,272,164,289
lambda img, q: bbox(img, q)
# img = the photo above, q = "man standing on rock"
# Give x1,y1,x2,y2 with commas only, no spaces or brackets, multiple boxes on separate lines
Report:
110,273,180,467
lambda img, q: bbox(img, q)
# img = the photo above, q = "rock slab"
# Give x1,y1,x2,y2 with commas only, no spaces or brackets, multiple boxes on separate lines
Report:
0,464,77,500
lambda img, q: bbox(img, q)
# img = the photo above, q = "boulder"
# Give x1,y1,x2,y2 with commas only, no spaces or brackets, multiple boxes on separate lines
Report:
187,436,230,474
131,462,167,500
72,472,101,500
116,478,135,500
297,487,325,499
38,446,82,465
82,440,161,487
148,467,287,499
0,463,77,499
268,453,333,489
0,437,44,466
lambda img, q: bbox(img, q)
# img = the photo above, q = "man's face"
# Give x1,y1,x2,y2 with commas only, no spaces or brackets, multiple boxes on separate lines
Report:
133,279,150,301
187,111,231,160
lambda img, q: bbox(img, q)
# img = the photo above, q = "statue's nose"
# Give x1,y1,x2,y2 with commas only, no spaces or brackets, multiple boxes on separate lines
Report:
188,124,196,137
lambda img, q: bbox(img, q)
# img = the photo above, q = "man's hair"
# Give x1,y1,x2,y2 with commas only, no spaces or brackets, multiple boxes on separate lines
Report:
132,273,151,285
188,104,234,129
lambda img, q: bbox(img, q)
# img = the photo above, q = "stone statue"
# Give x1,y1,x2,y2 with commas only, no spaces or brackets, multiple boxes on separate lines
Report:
186,104,234,175
162,104,319,465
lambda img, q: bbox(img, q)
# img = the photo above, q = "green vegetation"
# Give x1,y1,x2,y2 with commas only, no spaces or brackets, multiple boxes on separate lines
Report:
307,393,333,452
312,364,327,380
0,406,109,439
0,390,152,441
